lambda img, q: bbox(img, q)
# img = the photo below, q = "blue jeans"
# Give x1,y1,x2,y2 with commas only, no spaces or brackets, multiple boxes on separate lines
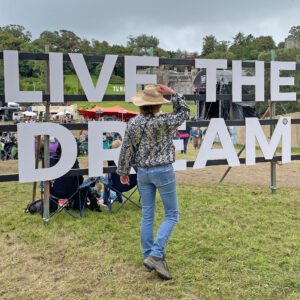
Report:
137,164,179,259
181,137,189,154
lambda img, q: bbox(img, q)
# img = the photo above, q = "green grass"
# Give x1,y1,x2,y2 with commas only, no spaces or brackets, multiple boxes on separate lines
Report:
0,182,299,299
19,74,197,116
64,74,197,115
65,74,125,95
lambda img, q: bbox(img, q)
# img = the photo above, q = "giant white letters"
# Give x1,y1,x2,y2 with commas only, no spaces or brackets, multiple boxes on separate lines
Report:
18,123,77,183
246,117,291,165
69,53,118,102
232,60,264,102
270,61,296,101
4,50,43,103
193,118,240,169
195,59,227,102
125,56,158,102
14,118,295,183
88,121,127,177
49,52,64,103
3,52,298,104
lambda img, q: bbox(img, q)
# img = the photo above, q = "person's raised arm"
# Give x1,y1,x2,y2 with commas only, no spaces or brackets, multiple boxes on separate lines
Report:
155,84,190,131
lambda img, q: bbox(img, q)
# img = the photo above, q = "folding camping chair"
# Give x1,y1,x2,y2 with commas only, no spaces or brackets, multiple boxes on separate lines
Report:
99,169,141,214
40,157,98,219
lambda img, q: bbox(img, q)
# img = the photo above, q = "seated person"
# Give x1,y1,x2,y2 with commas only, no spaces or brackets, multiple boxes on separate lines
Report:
50,145,101,212
97,139,137,208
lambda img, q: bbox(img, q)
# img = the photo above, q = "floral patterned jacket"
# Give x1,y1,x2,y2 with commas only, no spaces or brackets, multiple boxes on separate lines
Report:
116,93,190,176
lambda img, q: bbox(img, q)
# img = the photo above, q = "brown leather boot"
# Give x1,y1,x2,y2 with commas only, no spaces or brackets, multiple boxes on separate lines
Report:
143,254,172,280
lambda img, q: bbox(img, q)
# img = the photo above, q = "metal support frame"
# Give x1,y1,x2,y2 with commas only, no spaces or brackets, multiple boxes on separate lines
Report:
0,52,299,194
270,49,277,195
270,101,277,194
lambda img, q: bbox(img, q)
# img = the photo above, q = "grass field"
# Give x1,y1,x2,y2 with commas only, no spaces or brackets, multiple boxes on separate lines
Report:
64,75,125,95
64,74,197,116
0,181,299,299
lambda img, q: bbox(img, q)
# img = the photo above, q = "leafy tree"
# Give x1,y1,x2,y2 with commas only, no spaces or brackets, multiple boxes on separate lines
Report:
201,35,218,56
227,44,246,59
0,31,24,50
215,41,230,52
233,32,246,45
253,36,276,52
228,34,276,60
127,34,159,55
0,24,32,42
104,45,131,78
277,41,285,49
91,40,110,55
39,30,60,50
206,50,236,60
110,44,131,56
39,29,81,52
232,33,254,46
58,30,81,53
79,39,92,54
19,43,45,78
288,25,300,39
153,47,170,58
168,49,189,59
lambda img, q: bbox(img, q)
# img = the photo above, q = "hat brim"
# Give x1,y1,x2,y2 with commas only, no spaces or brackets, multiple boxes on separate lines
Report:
131,91,171,106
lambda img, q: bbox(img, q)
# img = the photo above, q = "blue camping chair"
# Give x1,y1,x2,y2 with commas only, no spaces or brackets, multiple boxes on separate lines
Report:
99,161,141,214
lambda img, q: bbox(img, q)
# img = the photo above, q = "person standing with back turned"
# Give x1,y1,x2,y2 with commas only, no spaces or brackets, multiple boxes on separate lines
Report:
117,84,190,280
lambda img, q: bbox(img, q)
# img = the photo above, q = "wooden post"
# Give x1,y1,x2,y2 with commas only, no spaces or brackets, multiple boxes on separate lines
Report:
43,45,51,225
32,111,43,202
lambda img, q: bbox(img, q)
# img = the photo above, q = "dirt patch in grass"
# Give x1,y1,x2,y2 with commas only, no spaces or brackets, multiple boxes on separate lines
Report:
175,161,300,187
0,235,178,300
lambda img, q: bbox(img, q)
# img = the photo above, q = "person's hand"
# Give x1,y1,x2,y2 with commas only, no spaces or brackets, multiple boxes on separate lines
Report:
155,84,175,96
120,175,130,185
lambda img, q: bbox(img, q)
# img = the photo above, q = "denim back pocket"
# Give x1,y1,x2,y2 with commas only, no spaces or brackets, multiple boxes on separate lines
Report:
152,165,175,187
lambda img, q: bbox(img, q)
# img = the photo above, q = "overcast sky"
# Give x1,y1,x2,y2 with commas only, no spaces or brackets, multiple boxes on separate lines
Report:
0,0,299,52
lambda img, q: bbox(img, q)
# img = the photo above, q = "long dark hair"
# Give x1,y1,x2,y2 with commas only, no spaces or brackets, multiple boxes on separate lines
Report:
139,105,161,116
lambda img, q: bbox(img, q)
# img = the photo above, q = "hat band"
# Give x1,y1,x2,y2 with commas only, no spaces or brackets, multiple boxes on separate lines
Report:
141,93,164,103
143,90,161,97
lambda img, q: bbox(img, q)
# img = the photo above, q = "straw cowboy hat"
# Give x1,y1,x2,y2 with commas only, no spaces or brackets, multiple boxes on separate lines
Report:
131,84,171,106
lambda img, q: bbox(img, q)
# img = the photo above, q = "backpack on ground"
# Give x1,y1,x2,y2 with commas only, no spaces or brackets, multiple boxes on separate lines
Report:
24,199,42,215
